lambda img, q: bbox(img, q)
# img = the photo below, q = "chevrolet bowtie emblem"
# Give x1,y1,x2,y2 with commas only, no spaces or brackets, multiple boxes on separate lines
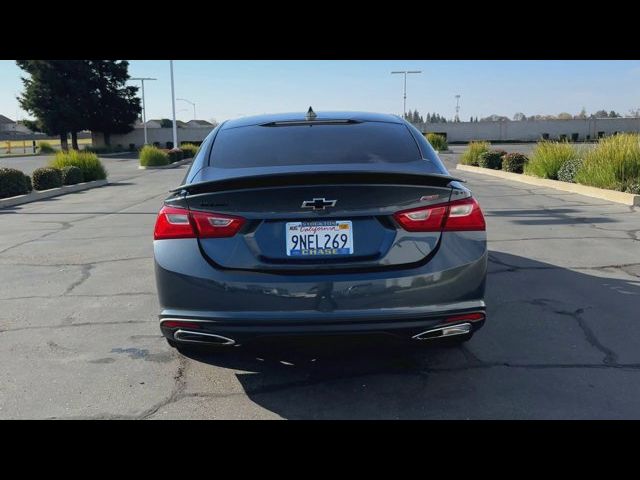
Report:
301,198,337,210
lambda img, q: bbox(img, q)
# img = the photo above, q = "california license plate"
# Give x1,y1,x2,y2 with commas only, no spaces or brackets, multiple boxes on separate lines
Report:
286,220,354,256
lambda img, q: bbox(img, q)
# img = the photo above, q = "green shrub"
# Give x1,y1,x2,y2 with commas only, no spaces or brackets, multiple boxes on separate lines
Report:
525,141,578,179
139,145,169,167
180,143,198,158
502,153,529,173
167,148,184,163
38,141,56,154
426,133,448,151
32,167,63,191
574,133,640,192
460,141,490,166
557,157,584,183
61,165,84,185
478,149,507,169
625,182,640,194
50,150,107,181
0,168,32,199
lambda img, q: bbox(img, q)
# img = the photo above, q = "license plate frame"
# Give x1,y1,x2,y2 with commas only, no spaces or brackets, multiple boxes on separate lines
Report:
286,220,354,257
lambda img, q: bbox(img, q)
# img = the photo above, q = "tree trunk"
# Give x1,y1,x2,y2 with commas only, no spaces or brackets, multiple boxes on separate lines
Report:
103,132,111,147
71,131,79,150
59,133,69,151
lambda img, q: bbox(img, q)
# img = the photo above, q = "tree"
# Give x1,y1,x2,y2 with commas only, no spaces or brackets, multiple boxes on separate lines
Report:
17,60,94,150
591,110,609,118
609,110,621,118
160,119,173,128
557,112,573,120
481,114,510,122
513,112,526,121
17,60,141,149
575,107,587,119
85,60,141,147
18,119,43,133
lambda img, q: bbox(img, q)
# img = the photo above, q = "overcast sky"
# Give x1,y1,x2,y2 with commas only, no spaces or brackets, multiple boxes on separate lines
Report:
2,60,640,123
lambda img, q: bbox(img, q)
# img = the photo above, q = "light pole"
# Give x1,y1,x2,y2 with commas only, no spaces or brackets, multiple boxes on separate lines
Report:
177,98,196,120
169,60,178,149
130,77,157,145
391,70,422,118
455,94,461,122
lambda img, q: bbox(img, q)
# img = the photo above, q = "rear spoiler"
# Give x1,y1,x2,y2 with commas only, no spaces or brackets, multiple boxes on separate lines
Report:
171,171,465,195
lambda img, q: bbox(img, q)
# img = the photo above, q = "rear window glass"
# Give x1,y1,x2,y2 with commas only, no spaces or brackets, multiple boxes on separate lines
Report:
209,122,421,168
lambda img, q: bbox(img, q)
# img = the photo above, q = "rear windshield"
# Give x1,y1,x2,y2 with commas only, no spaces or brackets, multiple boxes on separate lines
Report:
209,122,421,168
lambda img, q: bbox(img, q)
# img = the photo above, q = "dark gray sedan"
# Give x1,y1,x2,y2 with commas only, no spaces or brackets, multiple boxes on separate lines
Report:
154,110,487,350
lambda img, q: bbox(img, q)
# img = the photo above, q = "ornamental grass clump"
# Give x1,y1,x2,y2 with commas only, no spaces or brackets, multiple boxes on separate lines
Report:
139,145,169,167
460,141,490,166
574,133,640,192
50,150,107,181
525,141,578,180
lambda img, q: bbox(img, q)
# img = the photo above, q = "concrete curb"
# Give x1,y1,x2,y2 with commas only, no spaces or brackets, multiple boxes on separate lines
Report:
96,151,135,157
456,164,640,206
0,180,109,209
436,150,454,154
138,157,193,170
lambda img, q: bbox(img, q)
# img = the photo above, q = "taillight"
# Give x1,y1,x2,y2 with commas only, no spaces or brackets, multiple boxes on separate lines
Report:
190,210,245,238
394,197,485,232
154,206,195,240
443,197,486,231
160,320,202,329
443,312,485,323
394,204,448,232
154,206,245,240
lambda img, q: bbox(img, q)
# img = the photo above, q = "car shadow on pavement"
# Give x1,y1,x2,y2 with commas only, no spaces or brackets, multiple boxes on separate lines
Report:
177,250,640,419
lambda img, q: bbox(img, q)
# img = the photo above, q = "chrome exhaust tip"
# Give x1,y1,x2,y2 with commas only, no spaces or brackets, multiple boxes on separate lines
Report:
174,329,236,346
412,323,472,341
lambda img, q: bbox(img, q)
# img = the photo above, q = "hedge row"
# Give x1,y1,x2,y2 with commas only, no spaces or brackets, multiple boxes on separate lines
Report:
462,135,640,194
0,152,106,199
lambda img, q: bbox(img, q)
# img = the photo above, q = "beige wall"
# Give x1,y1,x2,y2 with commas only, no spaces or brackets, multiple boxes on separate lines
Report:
92,127,214,148
419,117,640,143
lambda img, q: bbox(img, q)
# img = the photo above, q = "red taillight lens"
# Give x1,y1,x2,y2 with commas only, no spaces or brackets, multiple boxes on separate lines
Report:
443,197,486,231
394,205,448,232
154,206,196,240
394,197,485,232
444,312,485,323
190,210,245,238
154,206,245,240
161,320,202,329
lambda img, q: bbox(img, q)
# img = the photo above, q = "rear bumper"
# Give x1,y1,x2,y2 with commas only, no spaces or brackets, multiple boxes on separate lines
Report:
154,232,487,345
159,302,486,344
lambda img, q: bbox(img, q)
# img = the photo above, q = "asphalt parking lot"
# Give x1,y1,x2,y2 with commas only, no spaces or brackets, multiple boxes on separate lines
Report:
1,146,639,419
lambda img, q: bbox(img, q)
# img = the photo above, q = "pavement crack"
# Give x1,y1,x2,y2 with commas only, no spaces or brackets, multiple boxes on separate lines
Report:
139,355,188,420
63,264,94,295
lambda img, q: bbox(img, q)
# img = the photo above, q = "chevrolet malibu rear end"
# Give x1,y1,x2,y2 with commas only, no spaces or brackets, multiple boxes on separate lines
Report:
153,111,487,350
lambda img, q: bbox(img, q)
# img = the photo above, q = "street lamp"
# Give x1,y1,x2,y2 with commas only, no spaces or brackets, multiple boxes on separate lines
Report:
391,70,422,118
169,61,178,149
130,77,157,145
177,98,196,120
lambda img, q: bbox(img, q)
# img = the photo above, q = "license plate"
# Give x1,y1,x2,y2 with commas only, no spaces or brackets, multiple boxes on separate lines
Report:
286,220,354,256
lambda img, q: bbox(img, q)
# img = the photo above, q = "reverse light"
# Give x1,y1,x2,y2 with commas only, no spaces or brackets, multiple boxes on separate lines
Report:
154,206,245,240
394,197,485,232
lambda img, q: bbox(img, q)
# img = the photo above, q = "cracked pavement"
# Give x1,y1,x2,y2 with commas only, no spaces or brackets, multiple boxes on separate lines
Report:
1,147,639,419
